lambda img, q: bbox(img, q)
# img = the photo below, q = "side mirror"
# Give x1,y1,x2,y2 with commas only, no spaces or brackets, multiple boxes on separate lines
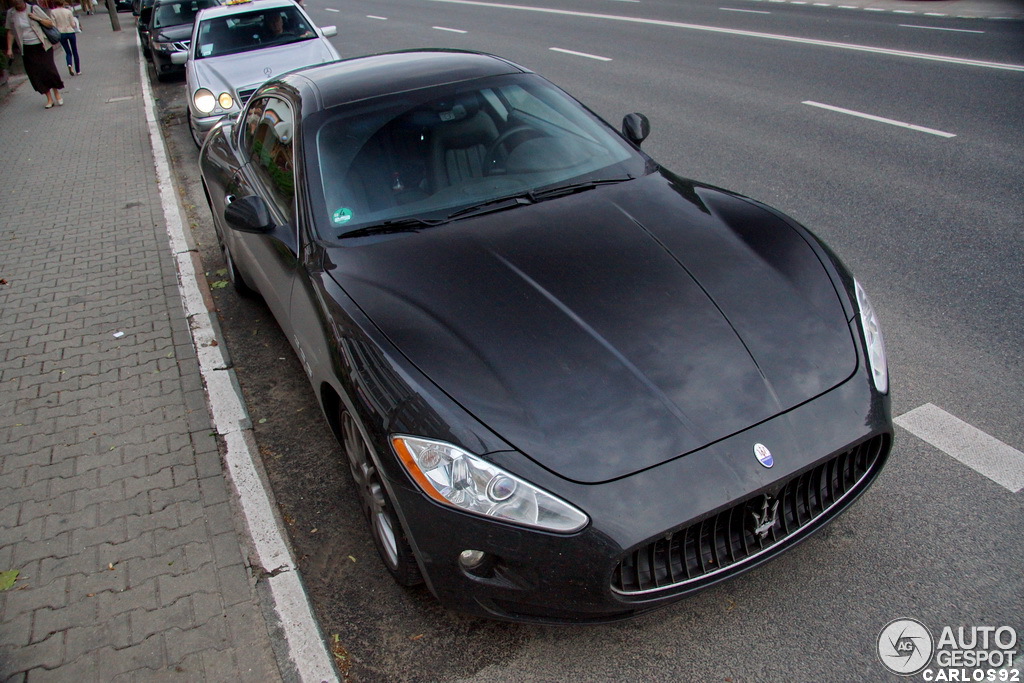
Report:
170,51,188,65
622,113,650,146
138,7,150,22
224,195,273,233
320,25,337,38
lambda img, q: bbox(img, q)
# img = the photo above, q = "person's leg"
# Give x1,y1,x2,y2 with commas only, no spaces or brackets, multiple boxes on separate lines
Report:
60,33,74,74
69,33,79,73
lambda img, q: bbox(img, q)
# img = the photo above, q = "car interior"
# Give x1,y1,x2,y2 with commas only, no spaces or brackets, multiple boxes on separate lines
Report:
196,8,313,58
315,80,632,235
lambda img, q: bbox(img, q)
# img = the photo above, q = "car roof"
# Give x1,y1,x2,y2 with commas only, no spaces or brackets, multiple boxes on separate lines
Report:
280,50,531,111
196,0,302,20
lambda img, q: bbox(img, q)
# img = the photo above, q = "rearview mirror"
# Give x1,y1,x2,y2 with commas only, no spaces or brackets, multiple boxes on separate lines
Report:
224,195,273,233
170,51,188,65
321,25,337,38
622,113,650,146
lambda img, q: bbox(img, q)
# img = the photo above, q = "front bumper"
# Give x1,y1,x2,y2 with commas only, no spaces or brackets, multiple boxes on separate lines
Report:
192,110,228,135
384,373,892,624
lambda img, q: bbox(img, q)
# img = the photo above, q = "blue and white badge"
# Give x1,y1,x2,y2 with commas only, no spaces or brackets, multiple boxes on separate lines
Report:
753,443,774,468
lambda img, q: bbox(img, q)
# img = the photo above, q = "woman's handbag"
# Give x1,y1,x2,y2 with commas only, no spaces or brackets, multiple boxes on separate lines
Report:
30,4,62,44
41,23,61,44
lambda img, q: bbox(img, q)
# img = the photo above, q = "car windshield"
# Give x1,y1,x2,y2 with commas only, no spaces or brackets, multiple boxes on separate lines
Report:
195,6,316,58
151,0,217,29
307,74,649,240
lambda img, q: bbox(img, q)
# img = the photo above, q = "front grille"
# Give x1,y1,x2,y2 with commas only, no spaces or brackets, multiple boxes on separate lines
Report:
611,434,889,595
236,87,257,105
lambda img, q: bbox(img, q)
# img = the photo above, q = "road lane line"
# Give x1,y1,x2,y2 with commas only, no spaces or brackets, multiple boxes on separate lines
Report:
802,101,956,138
721,7,771,13
899,24,984,34
324,7,339,11
430,0,1024,72
550,47,613,61
896,404,1024,493
367,14,387,19
434,25,468,32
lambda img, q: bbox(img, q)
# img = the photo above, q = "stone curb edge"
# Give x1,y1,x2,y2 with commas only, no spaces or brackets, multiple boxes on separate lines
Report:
136,40,339,683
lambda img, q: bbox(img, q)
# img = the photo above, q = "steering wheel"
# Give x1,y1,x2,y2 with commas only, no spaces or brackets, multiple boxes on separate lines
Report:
483,125,547,175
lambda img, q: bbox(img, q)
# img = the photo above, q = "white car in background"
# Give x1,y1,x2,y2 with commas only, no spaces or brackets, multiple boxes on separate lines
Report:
173,0,339,146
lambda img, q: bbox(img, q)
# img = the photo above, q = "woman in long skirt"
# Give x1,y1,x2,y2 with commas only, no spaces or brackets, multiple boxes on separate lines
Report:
4,0,65,108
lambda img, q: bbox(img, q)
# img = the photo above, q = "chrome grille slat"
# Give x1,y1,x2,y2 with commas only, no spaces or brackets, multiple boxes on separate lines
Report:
612,435,888,596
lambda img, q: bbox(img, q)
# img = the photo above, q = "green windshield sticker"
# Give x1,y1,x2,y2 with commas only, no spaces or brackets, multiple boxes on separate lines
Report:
332,207,353,225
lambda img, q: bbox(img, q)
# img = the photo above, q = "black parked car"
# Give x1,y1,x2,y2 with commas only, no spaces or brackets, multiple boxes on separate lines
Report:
146,0,218,80
135,0,157,59
198,50,893,623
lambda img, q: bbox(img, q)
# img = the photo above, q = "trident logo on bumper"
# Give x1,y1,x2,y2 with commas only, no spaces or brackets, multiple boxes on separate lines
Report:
751,495,780,540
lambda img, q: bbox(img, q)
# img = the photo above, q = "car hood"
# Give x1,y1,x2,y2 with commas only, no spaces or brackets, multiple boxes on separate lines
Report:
192,40,339,99
328,172,858,484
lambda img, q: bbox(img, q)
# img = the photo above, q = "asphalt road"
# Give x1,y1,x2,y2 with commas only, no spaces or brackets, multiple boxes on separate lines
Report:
151,0,1024,679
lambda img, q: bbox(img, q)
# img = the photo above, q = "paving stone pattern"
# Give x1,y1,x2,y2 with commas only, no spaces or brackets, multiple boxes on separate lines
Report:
0,14,282,681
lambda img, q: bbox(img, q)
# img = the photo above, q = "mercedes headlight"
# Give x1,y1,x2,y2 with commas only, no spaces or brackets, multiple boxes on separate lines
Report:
392,436,588,533
193,88,216,114
854,278,888,394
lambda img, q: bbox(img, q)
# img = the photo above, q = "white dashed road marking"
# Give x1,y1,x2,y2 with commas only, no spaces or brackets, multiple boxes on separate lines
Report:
802,101,957,138
896,404,1024,493
550,47,613,61
899,24,984,34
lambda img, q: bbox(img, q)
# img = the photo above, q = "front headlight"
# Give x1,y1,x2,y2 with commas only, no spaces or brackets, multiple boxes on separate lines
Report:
193,88,216,114
854,278,888,394
392,436,588,533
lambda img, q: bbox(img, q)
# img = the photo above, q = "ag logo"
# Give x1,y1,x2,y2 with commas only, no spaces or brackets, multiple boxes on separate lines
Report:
877,618,933,675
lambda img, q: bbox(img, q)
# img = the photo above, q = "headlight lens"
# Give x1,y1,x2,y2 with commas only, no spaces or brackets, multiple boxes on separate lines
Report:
392,436,588,533
193,88,216,114
854,279,888,394
218,92,234,110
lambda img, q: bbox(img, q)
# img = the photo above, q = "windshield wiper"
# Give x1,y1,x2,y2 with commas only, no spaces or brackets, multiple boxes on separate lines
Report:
339,216,445,239
443,194,534,221
529,176,634,202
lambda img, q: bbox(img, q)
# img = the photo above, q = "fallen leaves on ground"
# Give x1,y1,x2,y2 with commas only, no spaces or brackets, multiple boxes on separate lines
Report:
0,570,19,591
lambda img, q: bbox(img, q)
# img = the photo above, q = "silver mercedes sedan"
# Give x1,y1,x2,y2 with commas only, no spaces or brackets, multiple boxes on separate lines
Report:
173,0,339,146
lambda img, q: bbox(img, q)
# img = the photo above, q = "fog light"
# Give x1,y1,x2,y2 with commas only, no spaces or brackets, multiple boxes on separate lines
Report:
459,549,487,569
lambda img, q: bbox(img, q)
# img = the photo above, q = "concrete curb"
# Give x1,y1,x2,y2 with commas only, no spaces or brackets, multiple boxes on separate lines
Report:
136,38,339,683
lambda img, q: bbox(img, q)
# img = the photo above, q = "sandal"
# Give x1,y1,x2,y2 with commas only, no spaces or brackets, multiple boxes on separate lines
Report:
44,102,54,109
56,96,64,106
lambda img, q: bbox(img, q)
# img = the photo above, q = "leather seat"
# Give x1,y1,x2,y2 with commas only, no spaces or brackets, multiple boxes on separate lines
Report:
429,96,499,190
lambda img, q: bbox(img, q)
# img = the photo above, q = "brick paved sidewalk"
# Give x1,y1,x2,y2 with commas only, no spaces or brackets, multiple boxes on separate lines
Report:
0,13,284,681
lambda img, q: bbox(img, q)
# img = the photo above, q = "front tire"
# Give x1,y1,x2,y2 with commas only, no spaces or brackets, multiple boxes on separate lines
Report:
341,411,422,586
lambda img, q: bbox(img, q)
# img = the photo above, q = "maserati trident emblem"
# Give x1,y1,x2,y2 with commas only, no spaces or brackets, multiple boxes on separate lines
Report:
751,495,780,540
754,443,774,468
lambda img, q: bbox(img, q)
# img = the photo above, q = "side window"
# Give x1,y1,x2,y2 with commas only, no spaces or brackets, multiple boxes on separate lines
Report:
242,97,295,222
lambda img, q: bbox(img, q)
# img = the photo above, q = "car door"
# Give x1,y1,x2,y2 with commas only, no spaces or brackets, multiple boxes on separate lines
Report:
231,94,302,335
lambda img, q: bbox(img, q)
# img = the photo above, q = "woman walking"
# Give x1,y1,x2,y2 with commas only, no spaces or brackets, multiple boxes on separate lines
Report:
5,0,65,108
50,0,79,76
